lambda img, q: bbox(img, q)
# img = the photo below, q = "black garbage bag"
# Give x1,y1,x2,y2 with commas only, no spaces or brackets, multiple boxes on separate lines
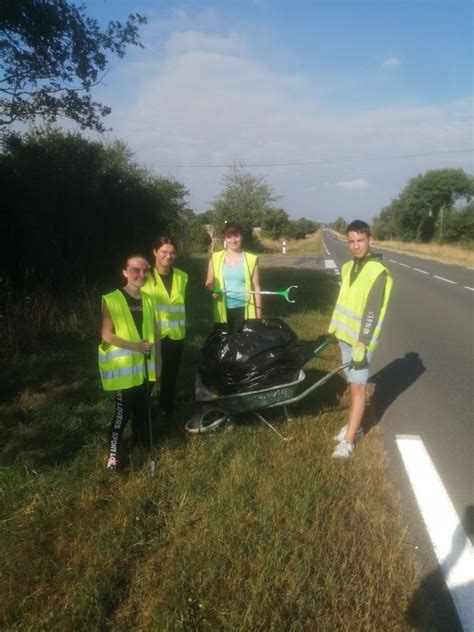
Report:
199,318,304,395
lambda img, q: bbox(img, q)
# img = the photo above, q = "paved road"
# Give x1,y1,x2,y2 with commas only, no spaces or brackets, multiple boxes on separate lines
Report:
322,231,473,518
266,235,474,629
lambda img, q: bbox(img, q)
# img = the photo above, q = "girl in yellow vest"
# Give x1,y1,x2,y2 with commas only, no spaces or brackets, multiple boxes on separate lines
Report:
142,236,188,416
205,222,262,330
99,254,161,472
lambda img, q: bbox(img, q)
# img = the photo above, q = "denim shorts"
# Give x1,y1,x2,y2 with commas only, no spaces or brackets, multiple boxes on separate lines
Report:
339,340,373,385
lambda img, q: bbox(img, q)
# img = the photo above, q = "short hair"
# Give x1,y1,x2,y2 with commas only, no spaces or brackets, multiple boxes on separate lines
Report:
346,220,371,236
223,222,243,238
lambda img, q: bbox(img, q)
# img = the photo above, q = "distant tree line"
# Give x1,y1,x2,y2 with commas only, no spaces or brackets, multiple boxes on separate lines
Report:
372,169,473,243
197,166,319,247
329,169,473,244
0,129,209,292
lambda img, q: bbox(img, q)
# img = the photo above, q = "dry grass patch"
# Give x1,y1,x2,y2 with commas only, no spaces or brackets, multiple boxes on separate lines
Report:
260,230,323,256
371,239,474,267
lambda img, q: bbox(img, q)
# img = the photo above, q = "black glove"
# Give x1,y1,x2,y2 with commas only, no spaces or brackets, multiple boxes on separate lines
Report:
351,344,368,369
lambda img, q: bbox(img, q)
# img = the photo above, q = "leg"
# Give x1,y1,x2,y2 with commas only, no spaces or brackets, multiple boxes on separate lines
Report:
345,383,367,444
107,389,133,467
159,337,184,414
131,381,152,447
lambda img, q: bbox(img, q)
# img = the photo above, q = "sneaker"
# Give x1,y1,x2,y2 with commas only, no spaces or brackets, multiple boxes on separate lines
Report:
332,440,354,459
334,424,364,442
106,456,117,473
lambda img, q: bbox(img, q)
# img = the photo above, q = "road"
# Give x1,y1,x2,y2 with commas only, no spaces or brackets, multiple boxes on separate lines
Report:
322,230,473,631
264,234,474,629
321,231,473,516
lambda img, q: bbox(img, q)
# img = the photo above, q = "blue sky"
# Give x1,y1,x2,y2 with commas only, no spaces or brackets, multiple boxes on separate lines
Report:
82,0,473,222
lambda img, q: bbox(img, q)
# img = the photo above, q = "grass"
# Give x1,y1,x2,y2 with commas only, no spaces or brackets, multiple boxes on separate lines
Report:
0,259,428,630
259,230,322,256
329,230,474,267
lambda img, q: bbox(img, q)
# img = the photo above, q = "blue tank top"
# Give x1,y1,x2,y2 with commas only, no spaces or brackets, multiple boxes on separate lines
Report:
223,256,246,308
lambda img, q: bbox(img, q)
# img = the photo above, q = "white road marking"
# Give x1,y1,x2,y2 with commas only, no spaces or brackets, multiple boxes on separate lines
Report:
464,286,474,291
414,268,429,274
388,259,397,263
433,275,457,285
398,262,411,268
324,259,337,269
396,435,474,631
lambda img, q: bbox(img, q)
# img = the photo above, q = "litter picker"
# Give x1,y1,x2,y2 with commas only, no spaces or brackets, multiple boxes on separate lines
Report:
143,349,156,477
212,285,298,304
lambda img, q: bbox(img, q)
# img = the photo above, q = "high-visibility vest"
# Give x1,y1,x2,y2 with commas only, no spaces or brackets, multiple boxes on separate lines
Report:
143,267,187,340
211,251,258,323
98,289,157,391
328,259,393,350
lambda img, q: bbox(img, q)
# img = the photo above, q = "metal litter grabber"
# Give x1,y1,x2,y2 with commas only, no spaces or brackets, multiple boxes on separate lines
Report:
212,285,298,304
143,350,156,477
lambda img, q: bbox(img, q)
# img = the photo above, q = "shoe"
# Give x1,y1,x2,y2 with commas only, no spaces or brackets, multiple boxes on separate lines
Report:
106,456,118,474
334,424,364,442
332,440,354,459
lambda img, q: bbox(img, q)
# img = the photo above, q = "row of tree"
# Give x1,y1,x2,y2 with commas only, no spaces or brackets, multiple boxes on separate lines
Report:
372,169,473,242
198,167,318,246
330,169,473,243
0,130,318,292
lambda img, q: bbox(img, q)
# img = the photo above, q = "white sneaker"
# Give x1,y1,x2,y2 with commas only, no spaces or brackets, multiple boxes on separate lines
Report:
332,440,354,459
333,424,364,442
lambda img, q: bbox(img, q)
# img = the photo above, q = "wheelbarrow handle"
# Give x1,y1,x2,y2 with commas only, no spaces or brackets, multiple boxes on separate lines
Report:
312,334,338,358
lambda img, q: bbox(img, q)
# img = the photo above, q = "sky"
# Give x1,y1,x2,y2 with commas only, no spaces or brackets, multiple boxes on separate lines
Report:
82,0,473,223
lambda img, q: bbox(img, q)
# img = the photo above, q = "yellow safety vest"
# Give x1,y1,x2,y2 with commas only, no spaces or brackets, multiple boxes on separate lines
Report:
98,289,157,391
211,251,258,323
328,259,393,350
143,267,187,340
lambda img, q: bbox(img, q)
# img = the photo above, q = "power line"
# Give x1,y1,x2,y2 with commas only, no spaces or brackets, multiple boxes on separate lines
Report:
151,147,474,169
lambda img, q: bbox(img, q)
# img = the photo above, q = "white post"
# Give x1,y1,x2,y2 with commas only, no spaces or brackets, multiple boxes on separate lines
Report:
282,240,286,255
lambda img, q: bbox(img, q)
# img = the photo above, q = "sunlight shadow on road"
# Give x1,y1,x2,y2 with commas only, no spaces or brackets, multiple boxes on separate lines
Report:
368,352,426,423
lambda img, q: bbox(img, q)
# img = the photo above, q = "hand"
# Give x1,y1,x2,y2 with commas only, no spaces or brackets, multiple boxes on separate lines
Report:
351,343,368,369
136,340,153,354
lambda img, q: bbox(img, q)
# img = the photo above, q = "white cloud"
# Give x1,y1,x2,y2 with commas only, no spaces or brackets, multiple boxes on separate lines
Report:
335,179,369,189
104,31,472,222
383,56,401,68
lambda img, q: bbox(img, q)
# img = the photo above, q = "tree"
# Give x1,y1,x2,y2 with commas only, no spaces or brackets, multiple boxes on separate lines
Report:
284,217,319,240
0,0,146,132
260,208,289,239
331,217,347,233
0,129,188,289
210,166,279,245
372,169,473,242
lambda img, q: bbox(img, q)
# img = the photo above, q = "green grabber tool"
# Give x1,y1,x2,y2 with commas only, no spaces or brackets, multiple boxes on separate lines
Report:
212,285,298,304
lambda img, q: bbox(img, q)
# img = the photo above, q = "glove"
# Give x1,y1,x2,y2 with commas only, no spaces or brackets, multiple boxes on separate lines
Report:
351,344,368,370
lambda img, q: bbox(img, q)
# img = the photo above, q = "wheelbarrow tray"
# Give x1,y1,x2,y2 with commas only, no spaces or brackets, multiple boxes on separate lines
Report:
195,370,306,414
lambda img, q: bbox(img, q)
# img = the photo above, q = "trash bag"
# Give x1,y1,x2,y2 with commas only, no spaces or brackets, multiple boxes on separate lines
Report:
199,318,304,395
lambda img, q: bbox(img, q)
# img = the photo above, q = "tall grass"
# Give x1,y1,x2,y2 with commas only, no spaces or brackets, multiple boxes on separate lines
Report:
0,260,427,630
371,239,474,267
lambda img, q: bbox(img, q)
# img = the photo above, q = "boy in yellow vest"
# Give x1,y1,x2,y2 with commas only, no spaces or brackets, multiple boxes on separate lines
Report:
328,220,393,458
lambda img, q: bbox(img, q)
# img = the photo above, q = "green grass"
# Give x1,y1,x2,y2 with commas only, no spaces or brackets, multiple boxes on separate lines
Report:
0,260,424,630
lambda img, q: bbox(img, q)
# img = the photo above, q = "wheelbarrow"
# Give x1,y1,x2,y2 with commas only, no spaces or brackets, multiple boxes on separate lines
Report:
185,336,350,440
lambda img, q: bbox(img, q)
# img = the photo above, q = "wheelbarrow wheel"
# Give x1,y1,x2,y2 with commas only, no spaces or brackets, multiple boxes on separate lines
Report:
185,407,230,435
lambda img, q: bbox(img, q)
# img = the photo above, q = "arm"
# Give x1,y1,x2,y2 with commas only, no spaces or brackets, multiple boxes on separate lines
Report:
205,257,220,298
101,303,153,354
358,272,387,345
251,262,262,318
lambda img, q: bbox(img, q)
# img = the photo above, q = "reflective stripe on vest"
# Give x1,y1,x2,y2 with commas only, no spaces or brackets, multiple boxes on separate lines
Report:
328,259,393,351
142,268,187,340
98,289,157,391
211,251,258,323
